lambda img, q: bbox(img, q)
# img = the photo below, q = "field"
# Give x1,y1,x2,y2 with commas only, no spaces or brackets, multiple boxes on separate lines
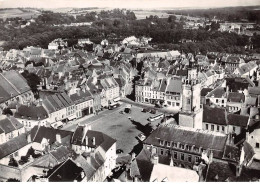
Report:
133,10,170,19
0,8,41,20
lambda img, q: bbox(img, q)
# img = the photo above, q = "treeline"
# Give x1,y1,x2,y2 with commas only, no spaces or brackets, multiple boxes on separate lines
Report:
166,6,260,23
1,10,260,54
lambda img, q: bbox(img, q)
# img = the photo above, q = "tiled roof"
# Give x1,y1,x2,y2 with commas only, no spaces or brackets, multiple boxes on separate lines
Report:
0,117,17,134
227,92,245,103
248,87,260,96
30,126,73,145
47,159,84,182
206,87,226,98
0,133,28,159
201,88,213,97
70,90,93,104
165,77,182,93
50,146,72,163
15,104,48,120
71,126,116,152
144,125,227,159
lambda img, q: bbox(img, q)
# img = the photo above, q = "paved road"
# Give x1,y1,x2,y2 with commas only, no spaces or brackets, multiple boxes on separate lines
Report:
120,98,179,114
63,102,162,154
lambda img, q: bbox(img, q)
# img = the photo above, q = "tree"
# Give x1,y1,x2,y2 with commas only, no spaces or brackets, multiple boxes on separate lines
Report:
8,157,18,167
168,15,176,23
7,178,20,182
2,108,13,116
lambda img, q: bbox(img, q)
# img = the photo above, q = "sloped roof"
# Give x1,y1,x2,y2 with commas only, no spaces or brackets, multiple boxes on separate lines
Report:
50,146,72,163
203,105,227,125
71,126,116,152
47,159,84,182
144,125,227,158
227,92,245,103
165,77,182,93
0,133,28,159
15,104,48,121
201,88,213,97
30,126,73,145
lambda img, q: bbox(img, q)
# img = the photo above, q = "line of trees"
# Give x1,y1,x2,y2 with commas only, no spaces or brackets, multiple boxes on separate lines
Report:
1,9,260,54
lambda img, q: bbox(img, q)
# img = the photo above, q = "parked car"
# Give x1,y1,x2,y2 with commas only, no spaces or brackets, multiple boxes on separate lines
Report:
124,108,131,114
142,108,149,113
137,133,146,141
108,103,120,110
150,109,156,114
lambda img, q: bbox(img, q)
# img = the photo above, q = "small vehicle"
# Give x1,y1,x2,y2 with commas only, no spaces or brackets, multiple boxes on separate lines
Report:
148,113,164,122
137,133,146,141
150,109,156,114
142,108,149,113
124,108,131,114
116,149,124,154
119,110,125,114
108,103,120,110
57,125,63,129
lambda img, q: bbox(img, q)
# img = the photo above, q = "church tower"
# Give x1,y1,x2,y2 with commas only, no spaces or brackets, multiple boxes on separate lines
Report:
179,55,203,129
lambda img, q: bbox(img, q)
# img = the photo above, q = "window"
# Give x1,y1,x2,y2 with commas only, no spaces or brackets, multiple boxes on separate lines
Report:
187,99,191,104
160,140,164,146
181,153,185,161
180,144,184,150
176,103,180,106
195,157,200,162
186,145,191,151
216,99,218,103
256,143,259,148
188,155,192,162
173,143,177,148
222,126,225,132
211,125,214,131
160,149,164,155
217,126,219,132
222,100,225,103
206,124,208,130
174,152,177,159
167,141,171,147
233,126,236,132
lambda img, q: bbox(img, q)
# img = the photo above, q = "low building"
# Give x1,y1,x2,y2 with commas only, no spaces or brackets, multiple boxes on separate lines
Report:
0,115,25,144
14,103,49,131
70,90,94,119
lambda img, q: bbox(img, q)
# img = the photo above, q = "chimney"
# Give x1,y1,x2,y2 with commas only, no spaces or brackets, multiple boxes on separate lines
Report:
245,131,249,141
77,90,80,96
151,154,159,165
131,153,136,161
56,133,61,143
85,136,88,146
39,99,43,106
92,137,95,145
27,134,31,143
226,85,229,97
27,102,30,107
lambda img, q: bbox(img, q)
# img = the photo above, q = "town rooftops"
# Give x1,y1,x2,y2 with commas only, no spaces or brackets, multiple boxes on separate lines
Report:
70,90,93,104
165,77,182,93
71,126,116,152
203,105,249,127
15,104,48,120
30,126,73,145
0,116,23,134
47,159,84,182
0,133,28,159
227,92,245,103
150,163,199,182
226,77,253,92
201,88,213,97
206,87,226,98
0,71,31,102
248,87,260,96
50,146,73,164
144,125,227,157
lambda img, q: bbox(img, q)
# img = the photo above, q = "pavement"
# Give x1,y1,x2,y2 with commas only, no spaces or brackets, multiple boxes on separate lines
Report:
120,97,180,114
63,101,163,155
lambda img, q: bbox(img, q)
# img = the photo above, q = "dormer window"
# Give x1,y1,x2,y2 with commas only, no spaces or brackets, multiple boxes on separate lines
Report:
166,141,171,147
159,140,164,146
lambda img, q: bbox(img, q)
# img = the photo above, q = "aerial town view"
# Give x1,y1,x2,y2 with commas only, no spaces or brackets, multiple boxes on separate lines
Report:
0,0,260,182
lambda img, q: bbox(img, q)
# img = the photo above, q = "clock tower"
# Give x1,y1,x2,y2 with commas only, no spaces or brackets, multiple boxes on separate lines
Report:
179,56,203,129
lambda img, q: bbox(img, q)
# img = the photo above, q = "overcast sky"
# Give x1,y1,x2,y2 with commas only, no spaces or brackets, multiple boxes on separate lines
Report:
0,0,259,9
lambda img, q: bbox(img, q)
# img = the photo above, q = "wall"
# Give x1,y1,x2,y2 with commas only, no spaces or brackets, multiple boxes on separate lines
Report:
0,164,21,181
